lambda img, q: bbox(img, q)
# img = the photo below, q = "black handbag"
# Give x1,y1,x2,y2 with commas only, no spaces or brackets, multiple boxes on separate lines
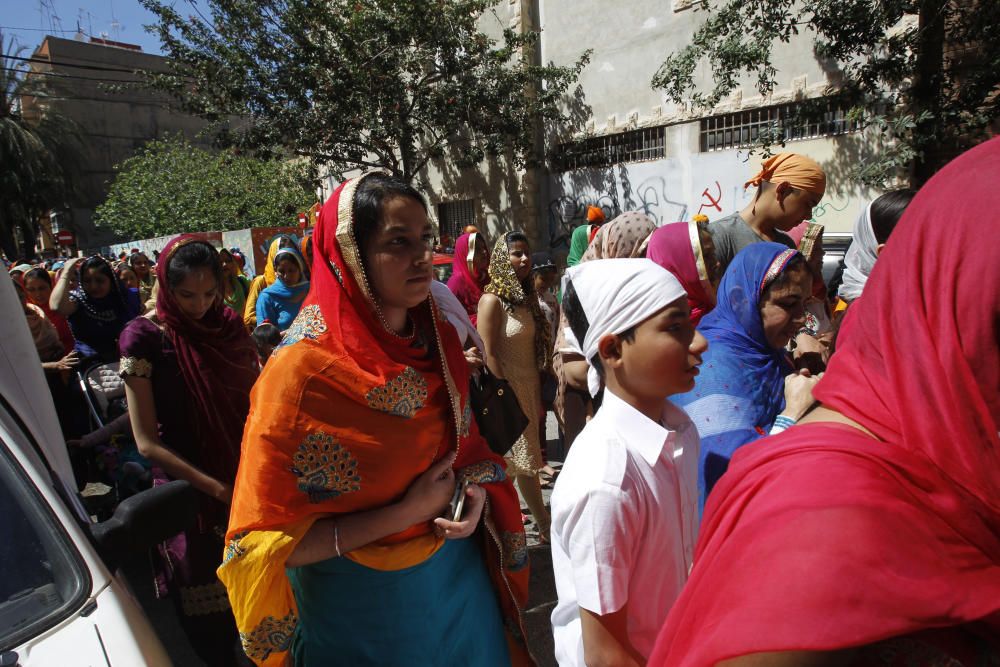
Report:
469,366,529,457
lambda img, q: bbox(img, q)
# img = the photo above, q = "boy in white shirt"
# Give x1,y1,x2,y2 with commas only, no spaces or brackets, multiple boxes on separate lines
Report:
550,258,707,666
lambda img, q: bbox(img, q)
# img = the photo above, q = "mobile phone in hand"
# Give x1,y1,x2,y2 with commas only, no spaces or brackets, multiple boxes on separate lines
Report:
448,479,471,522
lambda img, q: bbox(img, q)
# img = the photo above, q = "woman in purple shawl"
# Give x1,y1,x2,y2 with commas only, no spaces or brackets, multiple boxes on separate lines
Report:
119,236,258,666
447,231,490,326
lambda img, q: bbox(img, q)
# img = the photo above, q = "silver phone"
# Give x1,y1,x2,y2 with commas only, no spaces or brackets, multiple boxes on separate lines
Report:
448,479,471,522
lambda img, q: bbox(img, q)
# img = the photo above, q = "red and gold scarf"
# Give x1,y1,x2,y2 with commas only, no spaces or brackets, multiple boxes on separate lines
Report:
219,172,532,666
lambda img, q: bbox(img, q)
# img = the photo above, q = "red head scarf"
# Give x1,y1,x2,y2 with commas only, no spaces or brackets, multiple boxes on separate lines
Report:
646,222,717,325
446,231,486,325
221,173,531,666
155,235,259,482
650,139,1000,664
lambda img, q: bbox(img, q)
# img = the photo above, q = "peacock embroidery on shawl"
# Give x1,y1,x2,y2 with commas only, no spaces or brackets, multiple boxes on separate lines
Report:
239,612,298,662
289,432,362,503
279,304,328,349
365,366,428,418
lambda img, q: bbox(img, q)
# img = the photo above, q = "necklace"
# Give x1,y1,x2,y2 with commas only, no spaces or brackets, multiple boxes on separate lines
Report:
374,304,415,340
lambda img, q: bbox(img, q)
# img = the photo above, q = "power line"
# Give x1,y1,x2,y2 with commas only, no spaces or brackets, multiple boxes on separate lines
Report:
0,25,78,33
3,53,161,74
1,64,142,83
13,88,177,105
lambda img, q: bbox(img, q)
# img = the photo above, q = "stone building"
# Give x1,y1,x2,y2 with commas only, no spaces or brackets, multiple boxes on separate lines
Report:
22,36,213,252
396,0,883,251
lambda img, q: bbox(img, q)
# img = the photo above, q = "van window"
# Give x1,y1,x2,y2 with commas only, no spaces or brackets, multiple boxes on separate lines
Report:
0,442,88,650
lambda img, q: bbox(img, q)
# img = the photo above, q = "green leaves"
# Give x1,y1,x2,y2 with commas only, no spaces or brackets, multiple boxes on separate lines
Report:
652,0,1000,187
93,136,316,239
139,0,587,182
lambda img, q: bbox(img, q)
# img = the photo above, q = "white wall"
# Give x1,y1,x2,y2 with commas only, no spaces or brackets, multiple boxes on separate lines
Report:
545,127,879,251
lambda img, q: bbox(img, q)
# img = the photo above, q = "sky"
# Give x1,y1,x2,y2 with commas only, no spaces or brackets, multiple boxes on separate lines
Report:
1,0,174,56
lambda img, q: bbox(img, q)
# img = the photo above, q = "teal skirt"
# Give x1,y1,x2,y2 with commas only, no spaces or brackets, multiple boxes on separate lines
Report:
287,537,510,666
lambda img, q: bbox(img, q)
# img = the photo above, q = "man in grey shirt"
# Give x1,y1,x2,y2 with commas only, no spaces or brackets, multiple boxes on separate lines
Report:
708,152,827,275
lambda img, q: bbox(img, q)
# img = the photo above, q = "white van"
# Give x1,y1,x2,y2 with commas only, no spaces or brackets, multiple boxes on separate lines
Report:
1,268,190,666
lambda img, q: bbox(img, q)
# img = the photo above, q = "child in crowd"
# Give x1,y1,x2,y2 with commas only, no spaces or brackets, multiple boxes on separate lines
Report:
550,258,707,666
251,323,282,367
532,250,561,479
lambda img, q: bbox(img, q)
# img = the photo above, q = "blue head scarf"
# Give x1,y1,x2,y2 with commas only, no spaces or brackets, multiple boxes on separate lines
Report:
673,242,800,510
263,246,310,300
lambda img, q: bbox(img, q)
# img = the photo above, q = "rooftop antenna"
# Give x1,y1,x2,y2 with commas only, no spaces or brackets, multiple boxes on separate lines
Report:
109,0,123,41
81,8,95,37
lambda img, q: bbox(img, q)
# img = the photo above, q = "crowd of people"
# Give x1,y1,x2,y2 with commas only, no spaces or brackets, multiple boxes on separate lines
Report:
3,138,998,667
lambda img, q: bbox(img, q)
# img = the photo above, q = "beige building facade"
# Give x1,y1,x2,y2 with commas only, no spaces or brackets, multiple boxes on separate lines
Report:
414,0,882,252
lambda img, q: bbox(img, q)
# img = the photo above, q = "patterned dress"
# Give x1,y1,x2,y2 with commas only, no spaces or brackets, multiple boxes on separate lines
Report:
496,303,544,477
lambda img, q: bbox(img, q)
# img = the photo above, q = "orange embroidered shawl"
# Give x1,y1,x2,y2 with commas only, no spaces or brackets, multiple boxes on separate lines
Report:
219,173,532,666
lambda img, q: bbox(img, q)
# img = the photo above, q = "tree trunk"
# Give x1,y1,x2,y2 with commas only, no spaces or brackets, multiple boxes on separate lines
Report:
18,218,38,260
0,218,19,263
911,0,948,186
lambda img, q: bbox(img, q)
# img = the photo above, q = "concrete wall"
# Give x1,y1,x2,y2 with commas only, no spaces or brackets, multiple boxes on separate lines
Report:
414,0,873,254
539,0,835,136
545,128,879,250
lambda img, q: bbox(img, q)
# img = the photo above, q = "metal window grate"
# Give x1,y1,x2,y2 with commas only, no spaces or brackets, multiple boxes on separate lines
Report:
554,126,667,172
700,100,860,152
437,199,476,244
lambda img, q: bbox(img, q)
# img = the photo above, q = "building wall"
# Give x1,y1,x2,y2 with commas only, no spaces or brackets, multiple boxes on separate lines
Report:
546,129,875,252
26,37,215,251
419,0,877,252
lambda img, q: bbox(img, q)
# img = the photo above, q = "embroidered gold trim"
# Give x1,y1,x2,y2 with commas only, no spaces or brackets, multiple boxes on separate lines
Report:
179,581,231,616
240,612,297,662
335,172,376,305
119,356,152,378
798,222,824,260
365,367,429,419
429,293,464,441
760,248,798,294
688,220,717,305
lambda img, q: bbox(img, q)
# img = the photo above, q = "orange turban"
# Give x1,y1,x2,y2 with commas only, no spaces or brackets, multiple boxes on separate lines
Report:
463,225,479,234
744,153,826,196
586,205,606,224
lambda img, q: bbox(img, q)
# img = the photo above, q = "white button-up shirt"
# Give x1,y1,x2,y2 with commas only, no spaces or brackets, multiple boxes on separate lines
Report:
550,389,700,665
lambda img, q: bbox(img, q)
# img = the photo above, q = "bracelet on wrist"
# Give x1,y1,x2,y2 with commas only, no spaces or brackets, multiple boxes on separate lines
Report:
770,414,797,435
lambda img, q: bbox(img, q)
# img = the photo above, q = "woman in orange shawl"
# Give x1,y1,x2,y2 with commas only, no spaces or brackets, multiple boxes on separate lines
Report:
219,172,532,666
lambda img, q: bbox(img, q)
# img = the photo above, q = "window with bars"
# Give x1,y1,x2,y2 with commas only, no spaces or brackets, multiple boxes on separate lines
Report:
437,199,476,244
700,100,860,152
554,126,667,172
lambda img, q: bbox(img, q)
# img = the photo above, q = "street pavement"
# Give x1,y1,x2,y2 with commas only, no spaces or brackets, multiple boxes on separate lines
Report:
127,412,564,666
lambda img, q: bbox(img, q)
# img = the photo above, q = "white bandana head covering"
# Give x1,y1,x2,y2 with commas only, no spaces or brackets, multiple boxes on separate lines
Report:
838,201,877,301
564,258,687,396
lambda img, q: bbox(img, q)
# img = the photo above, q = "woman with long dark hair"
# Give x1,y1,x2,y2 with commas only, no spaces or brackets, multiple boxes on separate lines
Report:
50,255,141,362
120,237,259,665
23,266,75,353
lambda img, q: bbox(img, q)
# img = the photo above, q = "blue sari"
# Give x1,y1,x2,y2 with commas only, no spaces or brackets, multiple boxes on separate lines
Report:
673,242,800,511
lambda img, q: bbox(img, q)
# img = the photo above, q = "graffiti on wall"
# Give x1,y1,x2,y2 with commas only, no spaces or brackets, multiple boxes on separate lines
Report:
632,176,689,226
547,194,618,248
